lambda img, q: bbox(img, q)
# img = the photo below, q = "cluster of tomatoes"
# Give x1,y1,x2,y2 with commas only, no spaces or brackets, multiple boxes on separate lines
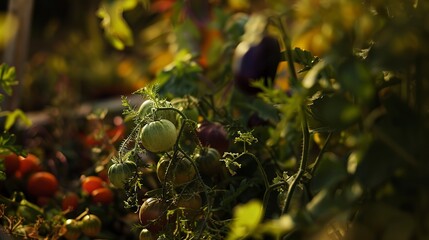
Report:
0,150,118,239
104,96,231,239
2,153,57,204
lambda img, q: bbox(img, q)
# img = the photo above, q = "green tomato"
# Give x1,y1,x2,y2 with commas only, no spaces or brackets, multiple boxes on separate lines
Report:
63,219,82,240
108,160,137,189
138,99,178,126
138,99,156,118
80,214,102,237
194,147,222,177
141,119,178,153
139,228,153,240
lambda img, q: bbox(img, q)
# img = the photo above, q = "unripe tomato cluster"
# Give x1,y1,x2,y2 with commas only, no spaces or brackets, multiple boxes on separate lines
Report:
107,96,230,237
62,214,102,240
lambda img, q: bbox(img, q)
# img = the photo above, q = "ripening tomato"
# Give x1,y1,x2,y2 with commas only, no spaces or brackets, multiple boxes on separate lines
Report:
196,122,229,154
194,147,222,177
63,219,82,240
91,187,114,205
2,153,20,176
81,214,102,237
62,192,79,211
27,171,59,197
81,176,104,194
141,119,178,153
156,154,196,186
18,154,41,176
176,193,202,218
139,198,168,234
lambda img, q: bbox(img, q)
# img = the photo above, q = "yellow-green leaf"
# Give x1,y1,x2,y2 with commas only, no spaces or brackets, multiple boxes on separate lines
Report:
4,109,32,131
226,200,264,240
97,0,144,50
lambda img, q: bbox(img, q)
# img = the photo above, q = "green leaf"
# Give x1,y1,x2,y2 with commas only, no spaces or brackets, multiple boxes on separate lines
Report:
226,200,264,240
259,214,295,237
0,63,18,97
308,93,360,131
4,109,32,131
309,152,347,194
97,0,148,50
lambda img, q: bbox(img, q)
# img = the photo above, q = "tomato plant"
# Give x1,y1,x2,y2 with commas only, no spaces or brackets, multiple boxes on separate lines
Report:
1,0,429,239
26,171,59,198
140,119,178,153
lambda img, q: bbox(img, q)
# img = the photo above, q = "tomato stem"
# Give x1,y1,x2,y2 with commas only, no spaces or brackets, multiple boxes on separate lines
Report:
309,132,332,177
281,105,310,214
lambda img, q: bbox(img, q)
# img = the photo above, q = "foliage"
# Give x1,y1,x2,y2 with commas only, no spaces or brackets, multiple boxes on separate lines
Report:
1,0,429,239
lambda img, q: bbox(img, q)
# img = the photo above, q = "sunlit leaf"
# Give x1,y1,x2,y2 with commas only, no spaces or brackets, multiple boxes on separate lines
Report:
3,109,31,131
97,0,148,50
0,63,18,97
226,200,264,240
259,214,295,237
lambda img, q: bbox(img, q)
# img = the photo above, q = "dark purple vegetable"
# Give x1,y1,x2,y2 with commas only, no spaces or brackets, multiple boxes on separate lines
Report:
233,35,281,94
196,122,229,154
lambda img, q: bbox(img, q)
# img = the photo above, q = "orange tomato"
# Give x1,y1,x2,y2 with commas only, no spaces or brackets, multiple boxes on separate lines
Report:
18,154,41,176
62,192,80,211
81,176,104,194
27,171,59,197
2,153,20,176
91,187,114,205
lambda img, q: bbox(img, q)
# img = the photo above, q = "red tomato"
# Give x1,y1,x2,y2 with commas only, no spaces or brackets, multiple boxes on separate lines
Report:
2,153,20,176
81,176,104,194
27,171,59,197
62,192,79,211
91,187,114,205
18,154,41,176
